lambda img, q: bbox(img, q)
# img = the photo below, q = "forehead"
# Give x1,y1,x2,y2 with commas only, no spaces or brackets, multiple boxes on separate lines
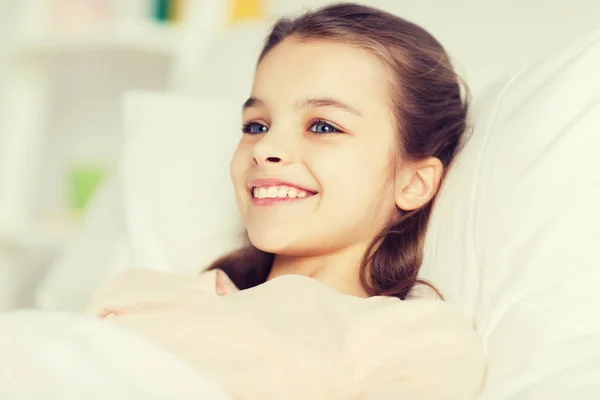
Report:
252,38,390,110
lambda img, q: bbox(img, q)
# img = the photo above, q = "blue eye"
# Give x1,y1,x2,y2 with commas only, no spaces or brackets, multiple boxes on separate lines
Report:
309,120,340,134
242,122,268,134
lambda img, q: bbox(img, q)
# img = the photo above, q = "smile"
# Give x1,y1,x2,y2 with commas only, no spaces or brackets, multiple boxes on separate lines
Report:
253,185,309,199
250,185,317,205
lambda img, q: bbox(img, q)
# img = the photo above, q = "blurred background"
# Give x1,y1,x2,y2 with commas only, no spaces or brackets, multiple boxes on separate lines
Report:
0,0,598,310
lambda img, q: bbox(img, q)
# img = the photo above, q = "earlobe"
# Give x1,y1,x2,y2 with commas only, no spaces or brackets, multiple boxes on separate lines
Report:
394,157,443,211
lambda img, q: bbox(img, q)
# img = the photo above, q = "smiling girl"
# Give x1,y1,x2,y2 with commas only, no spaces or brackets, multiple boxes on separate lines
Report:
88,3,485,399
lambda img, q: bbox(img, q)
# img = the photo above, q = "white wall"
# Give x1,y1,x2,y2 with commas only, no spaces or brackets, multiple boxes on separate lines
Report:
270,0,600,97
0,1,19,94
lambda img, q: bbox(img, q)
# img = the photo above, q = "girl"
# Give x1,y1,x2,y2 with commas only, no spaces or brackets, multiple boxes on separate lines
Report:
88,3,486,399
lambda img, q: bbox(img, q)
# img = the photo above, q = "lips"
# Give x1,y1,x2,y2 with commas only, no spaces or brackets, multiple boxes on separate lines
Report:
248,178,317,193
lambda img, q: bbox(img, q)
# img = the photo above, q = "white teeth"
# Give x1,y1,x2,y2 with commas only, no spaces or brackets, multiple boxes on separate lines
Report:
257,187,267,199
266,186,278,198
252,185,310,199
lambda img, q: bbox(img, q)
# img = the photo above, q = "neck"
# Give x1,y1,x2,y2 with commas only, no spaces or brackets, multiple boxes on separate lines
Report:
267,244,369,298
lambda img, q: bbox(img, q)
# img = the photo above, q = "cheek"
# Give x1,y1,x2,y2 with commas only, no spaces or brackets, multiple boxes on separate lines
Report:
312,144,393,203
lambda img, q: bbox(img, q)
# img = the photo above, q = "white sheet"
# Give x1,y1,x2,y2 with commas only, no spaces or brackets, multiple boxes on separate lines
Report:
0,310,232,400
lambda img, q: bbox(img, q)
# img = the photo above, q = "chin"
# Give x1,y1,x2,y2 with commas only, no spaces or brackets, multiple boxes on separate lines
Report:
247,229,289,254
247,229,334,258
247,225,312,255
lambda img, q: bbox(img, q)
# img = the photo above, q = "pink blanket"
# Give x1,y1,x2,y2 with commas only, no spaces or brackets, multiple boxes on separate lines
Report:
88,270,485,399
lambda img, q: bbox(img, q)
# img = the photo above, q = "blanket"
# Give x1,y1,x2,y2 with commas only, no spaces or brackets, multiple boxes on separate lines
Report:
0,310,232,400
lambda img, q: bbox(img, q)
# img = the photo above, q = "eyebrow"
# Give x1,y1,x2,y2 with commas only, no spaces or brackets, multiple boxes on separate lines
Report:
242,97,263,110
242,96,362,116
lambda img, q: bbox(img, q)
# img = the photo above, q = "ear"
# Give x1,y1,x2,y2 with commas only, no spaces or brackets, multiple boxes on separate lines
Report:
394,157,444,211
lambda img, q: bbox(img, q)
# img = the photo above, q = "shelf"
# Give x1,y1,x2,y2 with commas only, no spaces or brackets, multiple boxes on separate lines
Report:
15,20,182,57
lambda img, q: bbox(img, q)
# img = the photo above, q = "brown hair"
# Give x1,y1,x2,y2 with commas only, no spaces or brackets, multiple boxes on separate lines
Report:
208,3,468,299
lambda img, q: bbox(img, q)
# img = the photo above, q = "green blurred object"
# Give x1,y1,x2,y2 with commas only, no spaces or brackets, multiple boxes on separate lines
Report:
153,0,170,22
68,164,106,211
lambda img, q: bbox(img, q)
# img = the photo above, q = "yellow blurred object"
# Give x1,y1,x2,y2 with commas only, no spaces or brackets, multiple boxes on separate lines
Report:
170,0,184,23
229,0,266,25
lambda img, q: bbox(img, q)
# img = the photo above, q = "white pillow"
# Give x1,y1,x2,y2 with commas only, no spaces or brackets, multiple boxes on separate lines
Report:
420,29,600,399
119,92,244,275
35,93,245,311
35,179,132,310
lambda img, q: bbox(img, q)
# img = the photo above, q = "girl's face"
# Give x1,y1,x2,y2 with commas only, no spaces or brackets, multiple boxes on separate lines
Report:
231,38,401,257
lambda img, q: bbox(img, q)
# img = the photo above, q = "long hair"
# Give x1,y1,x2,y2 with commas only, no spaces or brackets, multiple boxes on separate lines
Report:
209,3,468,299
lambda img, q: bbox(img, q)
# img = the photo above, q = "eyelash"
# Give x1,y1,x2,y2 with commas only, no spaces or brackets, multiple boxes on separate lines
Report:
241,119,343,135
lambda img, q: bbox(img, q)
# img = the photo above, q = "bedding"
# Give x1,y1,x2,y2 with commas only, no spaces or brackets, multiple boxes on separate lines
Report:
85,269,485,400
0,309,232,400
2,269,485,399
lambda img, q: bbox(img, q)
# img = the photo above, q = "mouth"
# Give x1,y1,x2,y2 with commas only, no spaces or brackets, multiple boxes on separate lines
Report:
248,179,318,206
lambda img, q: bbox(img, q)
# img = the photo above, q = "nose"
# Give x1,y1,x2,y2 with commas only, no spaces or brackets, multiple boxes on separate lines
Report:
251,131,291,167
